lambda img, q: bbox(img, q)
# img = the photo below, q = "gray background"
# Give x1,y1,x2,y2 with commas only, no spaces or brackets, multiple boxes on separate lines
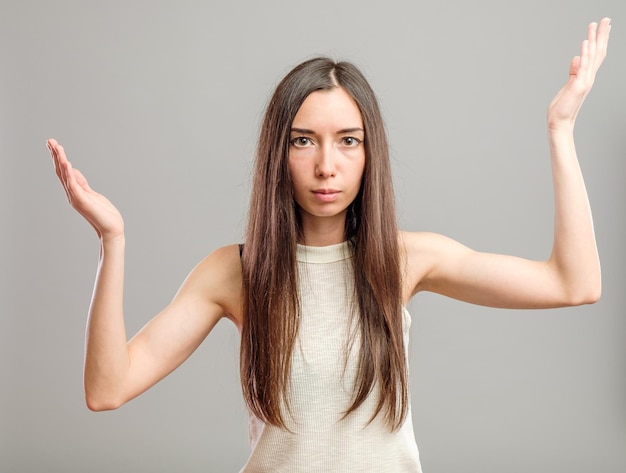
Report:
1,0,624,472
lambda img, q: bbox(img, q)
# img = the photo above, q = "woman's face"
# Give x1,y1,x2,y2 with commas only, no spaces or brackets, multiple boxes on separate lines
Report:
288,87,365,237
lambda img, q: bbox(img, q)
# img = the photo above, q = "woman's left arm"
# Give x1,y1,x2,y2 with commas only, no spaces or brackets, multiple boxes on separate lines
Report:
405,18,611,309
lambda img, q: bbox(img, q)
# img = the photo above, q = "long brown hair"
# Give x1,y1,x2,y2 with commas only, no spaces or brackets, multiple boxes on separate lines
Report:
241,57,407,430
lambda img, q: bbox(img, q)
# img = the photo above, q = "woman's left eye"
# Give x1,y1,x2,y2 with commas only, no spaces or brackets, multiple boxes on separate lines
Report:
341,137,362,147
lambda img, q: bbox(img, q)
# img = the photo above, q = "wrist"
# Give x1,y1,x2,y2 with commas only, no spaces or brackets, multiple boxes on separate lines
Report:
547,121,575,138
100,233,126,249
547,114,575,134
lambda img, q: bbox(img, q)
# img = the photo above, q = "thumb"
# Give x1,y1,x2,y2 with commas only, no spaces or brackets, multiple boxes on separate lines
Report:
72,168,93,192
569,56,581,77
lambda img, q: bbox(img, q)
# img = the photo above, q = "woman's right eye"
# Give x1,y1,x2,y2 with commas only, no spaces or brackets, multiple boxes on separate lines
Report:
290,137,312,147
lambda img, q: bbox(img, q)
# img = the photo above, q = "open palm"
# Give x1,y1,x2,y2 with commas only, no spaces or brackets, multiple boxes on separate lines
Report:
48,139,124,240
548,18,611,129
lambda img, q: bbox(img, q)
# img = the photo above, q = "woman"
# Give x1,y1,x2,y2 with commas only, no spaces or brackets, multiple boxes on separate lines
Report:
48,18,610,473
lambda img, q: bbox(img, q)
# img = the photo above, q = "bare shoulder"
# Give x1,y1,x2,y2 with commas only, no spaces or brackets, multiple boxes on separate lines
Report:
179,243,244,328
399,230,462,255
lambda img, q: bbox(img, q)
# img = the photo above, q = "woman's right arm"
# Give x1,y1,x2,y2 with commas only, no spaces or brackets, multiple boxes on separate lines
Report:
48,139,242,411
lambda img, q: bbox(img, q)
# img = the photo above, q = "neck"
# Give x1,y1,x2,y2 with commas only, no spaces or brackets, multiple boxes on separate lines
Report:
299,212,347,247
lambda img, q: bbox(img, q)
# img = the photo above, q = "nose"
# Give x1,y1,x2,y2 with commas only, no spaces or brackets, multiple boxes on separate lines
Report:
315,143,336,178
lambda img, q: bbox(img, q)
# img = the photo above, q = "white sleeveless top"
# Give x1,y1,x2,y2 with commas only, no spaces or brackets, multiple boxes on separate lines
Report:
239,242,422,472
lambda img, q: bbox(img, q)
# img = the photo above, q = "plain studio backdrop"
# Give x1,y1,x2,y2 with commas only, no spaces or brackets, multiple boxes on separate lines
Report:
1,1,624,472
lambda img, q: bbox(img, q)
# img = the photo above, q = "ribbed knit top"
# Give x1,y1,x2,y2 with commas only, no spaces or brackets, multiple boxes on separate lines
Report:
239,242,422,472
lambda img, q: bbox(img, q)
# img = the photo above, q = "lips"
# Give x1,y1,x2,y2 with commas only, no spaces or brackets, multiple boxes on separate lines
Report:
312,189,340,202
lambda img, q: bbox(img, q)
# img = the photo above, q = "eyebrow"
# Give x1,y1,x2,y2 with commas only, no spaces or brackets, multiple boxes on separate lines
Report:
290,127,365,135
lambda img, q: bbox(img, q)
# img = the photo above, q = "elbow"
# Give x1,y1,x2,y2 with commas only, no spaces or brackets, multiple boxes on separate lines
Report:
85,389,125,412
581,270,602,305
581,284,602,305
565,280,602,306
86,397,123,412
550,261,602,306
84,369,130,411
568,290,601,306
86,399,118,412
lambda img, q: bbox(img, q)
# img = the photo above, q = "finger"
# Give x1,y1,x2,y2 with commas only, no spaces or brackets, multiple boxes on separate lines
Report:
578,39,590,78
50,141,67,180
52,143,72,196
60,158,75,202
53,145,77,198
46,138,58,154
596,18,611,61
48,142,69,193
51,142,81,198
63,158,83,201
51,146,63,180
47,139,61,176
587,21,598,44
587,22,597,64
54,142,69,165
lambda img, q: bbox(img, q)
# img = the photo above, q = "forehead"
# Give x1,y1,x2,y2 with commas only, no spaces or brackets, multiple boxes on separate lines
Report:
292,87,363,131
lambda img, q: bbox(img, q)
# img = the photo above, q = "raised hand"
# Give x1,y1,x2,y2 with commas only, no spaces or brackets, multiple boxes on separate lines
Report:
48,139,124,241
548,18,611,130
